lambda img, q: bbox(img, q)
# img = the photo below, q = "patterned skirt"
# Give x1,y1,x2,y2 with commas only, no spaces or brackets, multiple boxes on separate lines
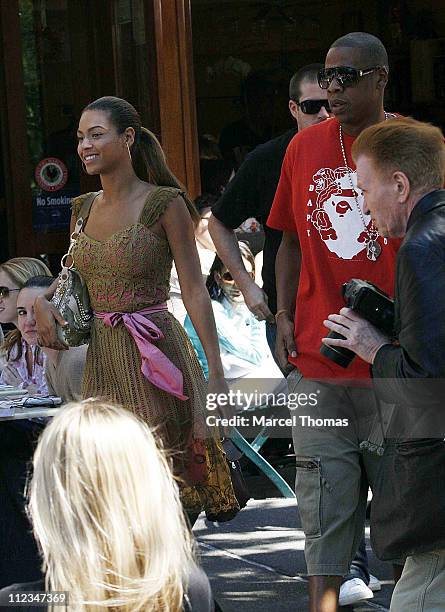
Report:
82,310,238,515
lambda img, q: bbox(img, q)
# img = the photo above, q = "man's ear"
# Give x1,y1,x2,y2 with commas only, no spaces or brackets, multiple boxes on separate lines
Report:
289,99,299,121
393,170,410,202
376,66,389,91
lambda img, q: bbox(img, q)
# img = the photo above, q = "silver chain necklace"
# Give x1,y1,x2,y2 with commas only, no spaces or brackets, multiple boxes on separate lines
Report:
339,112,391,261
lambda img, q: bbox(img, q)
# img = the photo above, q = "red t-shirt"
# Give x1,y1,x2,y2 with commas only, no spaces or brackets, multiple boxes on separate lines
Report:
267,117,400,383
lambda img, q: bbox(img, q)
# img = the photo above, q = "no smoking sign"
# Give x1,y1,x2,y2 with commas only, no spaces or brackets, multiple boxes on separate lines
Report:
35,157,68,192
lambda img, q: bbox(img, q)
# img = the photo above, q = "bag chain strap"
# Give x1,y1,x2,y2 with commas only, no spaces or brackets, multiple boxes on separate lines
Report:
59,193,97,273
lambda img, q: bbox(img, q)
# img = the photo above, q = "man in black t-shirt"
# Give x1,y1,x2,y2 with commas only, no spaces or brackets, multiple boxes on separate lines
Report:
209,63,331,355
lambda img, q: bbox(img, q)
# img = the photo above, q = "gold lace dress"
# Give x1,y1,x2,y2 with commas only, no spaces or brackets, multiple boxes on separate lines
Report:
71,187,238,515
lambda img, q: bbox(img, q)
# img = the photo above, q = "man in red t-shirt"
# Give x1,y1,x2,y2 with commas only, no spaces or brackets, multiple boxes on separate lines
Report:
268,33,400,612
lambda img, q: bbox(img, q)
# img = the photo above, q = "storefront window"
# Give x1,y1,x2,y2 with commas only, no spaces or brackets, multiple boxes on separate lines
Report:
20,0,43,180
113,0,159,133
19,0,80,234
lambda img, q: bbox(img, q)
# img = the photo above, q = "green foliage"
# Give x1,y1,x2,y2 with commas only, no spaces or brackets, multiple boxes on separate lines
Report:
20,0,43,186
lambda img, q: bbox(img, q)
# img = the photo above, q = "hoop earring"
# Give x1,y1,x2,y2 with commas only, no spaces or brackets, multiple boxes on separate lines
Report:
126,142,132,164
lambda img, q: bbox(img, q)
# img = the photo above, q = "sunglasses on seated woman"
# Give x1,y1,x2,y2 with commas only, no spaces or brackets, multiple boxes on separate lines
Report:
296,99,331,115
0,286,20,299
221,270,255,282
317,66,383,90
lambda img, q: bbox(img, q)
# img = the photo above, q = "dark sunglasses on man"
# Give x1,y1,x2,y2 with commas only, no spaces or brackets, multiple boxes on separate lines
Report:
0,286,20,299
317,65,384,90
296,99,331,115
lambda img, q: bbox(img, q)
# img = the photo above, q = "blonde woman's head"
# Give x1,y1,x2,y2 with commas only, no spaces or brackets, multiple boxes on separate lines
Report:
28,400,194,611
0,258,52,325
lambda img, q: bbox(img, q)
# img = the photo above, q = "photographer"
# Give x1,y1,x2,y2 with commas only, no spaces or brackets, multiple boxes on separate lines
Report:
323,117,445,611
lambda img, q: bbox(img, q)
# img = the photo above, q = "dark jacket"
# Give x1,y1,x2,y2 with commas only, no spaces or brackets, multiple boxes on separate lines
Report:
0,423,43,589
0,564,213,612
372,189,445,434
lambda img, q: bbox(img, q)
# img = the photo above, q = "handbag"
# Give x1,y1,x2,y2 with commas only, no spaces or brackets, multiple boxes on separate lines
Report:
205,438,251,523
223,438,251,509
370,437,445,560
50,193,98,347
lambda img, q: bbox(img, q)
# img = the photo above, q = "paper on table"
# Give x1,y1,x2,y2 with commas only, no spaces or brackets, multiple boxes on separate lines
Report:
21,396,62,407
0,395,62,418
0,385,28,400
0,402,15,417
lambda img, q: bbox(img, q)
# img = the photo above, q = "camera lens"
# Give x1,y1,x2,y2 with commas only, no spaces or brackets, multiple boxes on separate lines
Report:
320,331,356,368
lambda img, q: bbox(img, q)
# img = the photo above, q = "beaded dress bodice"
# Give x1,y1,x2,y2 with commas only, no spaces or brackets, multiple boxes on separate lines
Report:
71,189,175,313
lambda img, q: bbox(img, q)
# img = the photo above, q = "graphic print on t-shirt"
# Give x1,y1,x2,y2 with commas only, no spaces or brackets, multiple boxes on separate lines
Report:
309,165,371,259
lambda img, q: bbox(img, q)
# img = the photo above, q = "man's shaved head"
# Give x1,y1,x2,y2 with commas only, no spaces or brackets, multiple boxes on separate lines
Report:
330,32,388,69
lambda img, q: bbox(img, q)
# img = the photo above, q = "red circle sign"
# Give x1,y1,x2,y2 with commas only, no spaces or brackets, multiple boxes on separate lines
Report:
35,157,68,192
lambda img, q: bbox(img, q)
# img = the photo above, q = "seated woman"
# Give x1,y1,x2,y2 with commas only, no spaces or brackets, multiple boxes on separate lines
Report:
17,276,87,402
0,259,51,588
0,400,214,612
0,257,51,394
0,275,85,589
1,295,49,395
184,242,282,383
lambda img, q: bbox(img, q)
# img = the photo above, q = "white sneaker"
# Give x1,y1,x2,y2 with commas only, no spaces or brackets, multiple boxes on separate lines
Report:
369,573,382,592
339,578,374,606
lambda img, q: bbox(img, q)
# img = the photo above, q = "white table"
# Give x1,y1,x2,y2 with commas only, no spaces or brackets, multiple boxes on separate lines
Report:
0,406,62,421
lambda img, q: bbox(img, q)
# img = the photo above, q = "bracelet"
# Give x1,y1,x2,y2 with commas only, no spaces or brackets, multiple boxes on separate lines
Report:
275,309,290,323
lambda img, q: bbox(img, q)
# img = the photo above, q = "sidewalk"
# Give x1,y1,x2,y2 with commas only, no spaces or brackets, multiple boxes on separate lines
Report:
194,473,395,611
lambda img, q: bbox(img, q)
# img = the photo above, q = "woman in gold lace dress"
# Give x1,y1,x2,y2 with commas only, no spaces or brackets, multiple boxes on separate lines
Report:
35,96,237,518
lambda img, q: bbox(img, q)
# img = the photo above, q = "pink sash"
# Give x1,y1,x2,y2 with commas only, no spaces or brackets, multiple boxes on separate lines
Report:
95,304,187,401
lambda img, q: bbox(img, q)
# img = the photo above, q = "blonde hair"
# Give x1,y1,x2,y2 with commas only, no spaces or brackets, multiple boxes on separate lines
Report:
352,117,445,194
28,400,195,611
0,257,52,288
0,258,52,361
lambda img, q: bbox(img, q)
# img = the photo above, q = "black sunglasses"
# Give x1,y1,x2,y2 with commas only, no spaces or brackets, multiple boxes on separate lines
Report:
221,269,254,282
296,99,331,115
221,271,234,282
0,286,20,299
317,66,382,90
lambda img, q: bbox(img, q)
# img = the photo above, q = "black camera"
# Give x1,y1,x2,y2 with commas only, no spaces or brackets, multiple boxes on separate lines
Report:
320,278,395,368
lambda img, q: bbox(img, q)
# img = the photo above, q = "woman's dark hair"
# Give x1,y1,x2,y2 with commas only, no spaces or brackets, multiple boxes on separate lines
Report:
206,241,255,301
194,193,218,214
2,275,55,362
23,276,55,289
82,96,200,225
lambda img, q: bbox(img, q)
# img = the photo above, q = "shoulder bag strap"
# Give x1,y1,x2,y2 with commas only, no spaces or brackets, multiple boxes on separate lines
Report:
76,191,100,230
61,192,99,270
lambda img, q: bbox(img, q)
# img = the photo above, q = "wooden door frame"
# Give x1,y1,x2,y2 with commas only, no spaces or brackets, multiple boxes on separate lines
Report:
0,0,200,261
151,0,200,199
0,0,35,257
0,1,115,258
